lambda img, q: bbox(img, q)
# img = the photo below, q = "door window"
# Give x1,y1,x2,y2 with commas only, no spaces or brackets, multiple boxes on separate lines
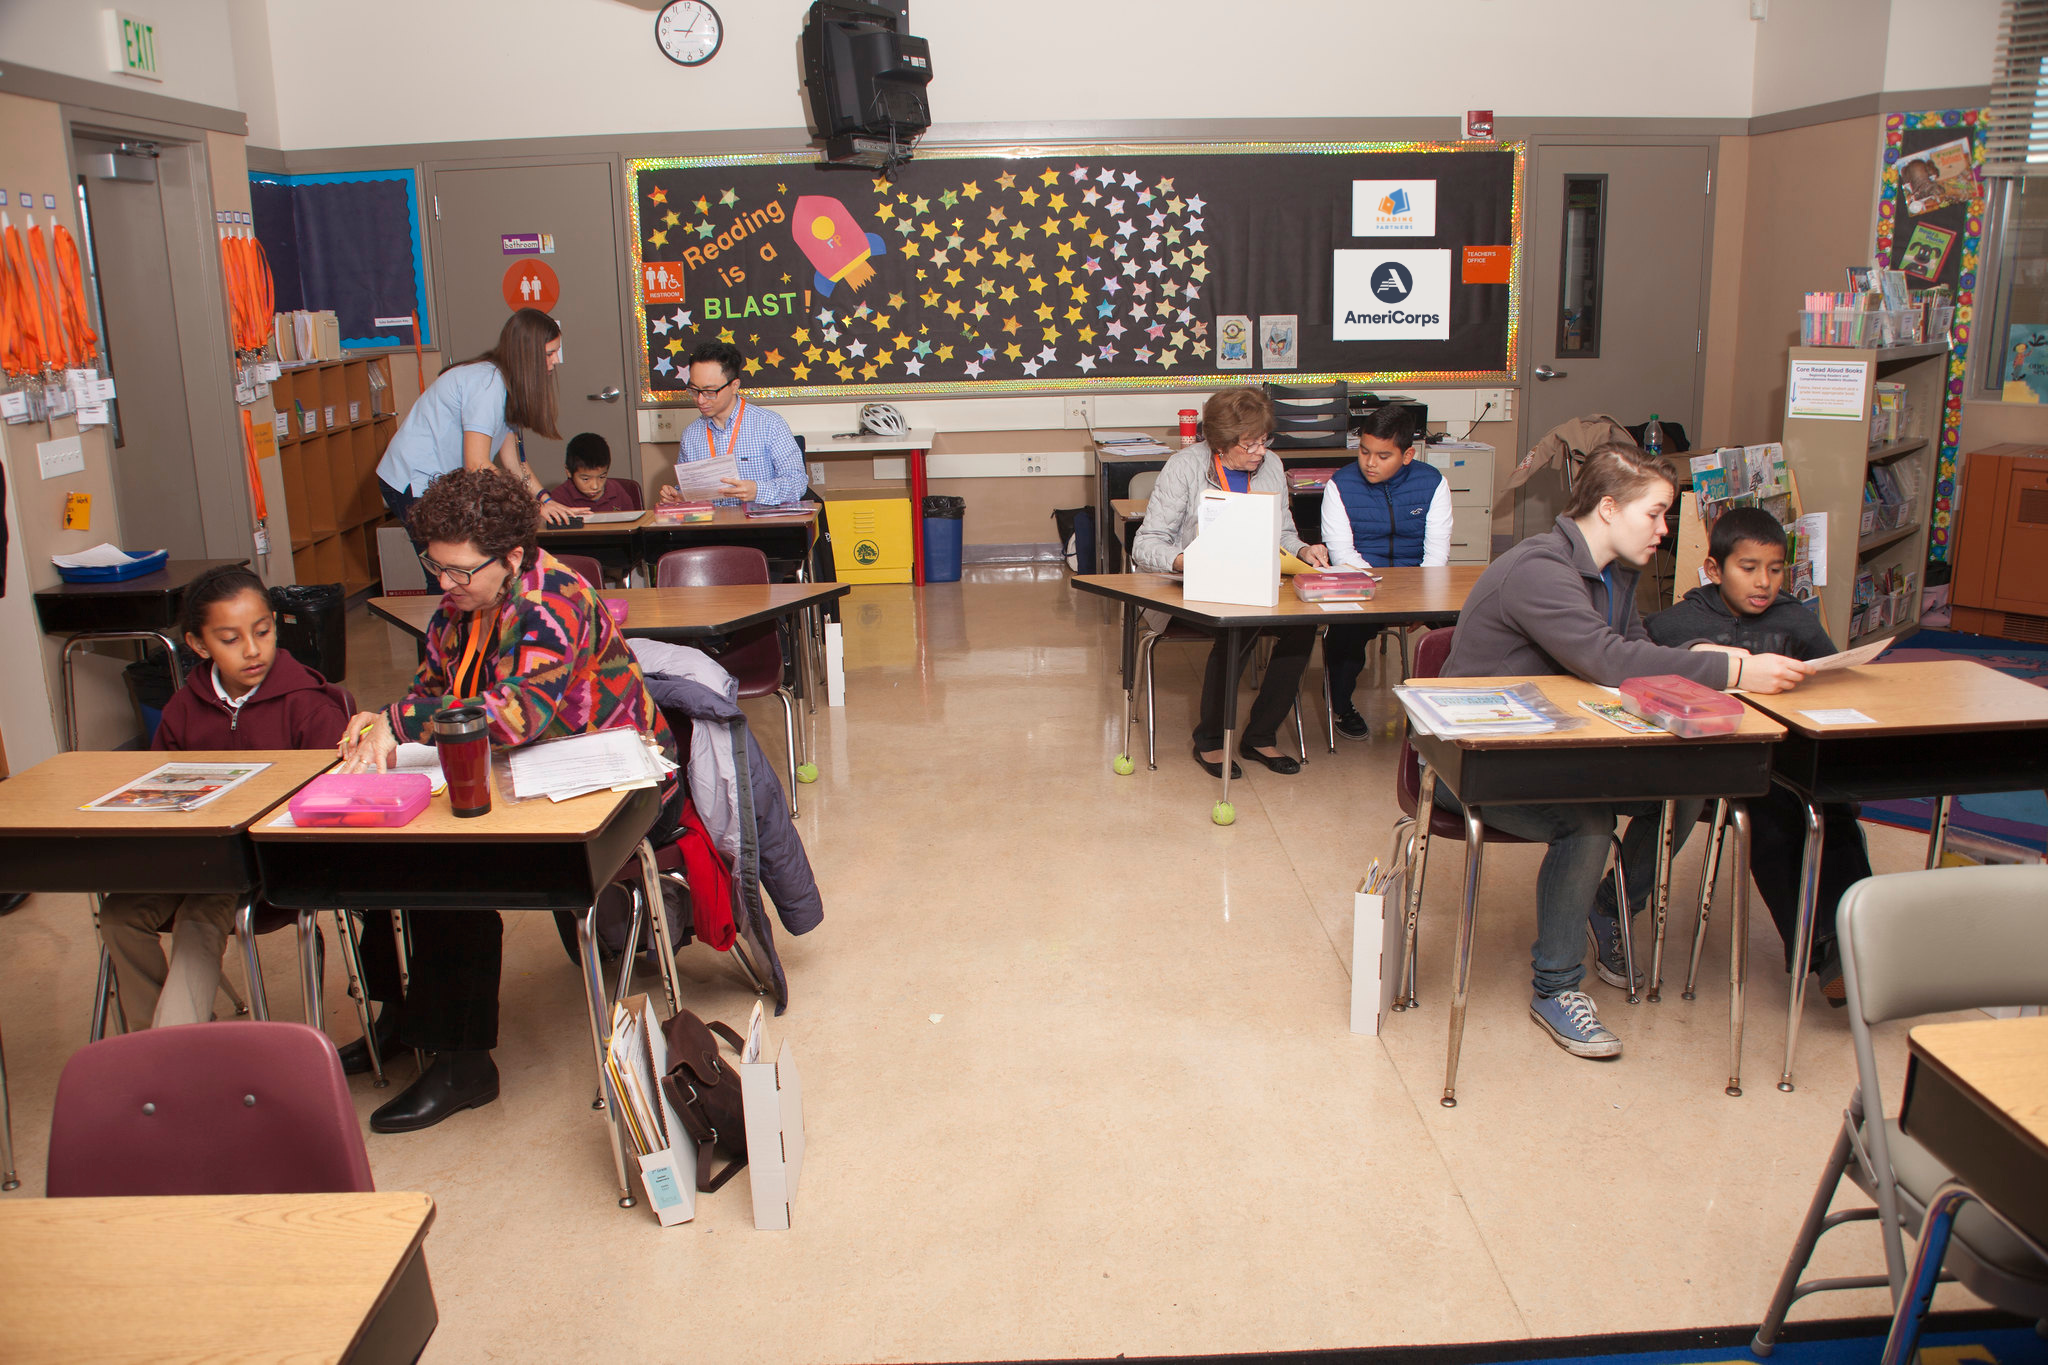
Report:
1556,175,1607,358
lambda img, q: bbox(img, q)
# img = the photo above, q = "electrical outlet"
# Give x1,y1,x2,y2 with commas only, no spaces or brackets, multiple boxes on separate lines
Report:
1063,396,1092,429
810,462,826,483
1021,453,1046,475
1471,389,1512,424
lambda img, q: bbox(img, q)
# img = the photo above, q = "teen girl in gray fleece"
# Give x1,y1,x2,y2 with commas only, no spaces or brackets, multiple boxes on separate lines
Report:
1434,444,1812,1061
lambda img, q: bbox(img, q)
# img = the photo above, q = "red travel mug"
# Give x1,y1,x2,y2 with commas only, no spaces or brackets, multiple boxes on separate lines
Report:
433,704,494,818
1178,409,1198,446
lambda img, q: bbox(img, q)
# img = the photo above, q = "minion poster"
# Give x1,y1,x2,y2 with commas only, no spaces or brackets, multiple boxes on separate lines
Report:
629,142,1520,401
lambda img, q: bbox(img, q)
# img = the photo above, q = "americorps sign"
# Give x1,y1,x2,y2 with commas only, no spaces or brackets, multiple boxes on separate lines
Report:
1331,249,1450,341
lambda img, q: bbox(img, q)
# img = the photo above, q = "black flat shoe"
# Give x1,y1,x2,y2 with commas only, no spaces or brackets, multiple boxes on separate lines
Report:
369,1050,500,1134
337,1008,404,1076
1243,747,1302,775
1191,747,1242,780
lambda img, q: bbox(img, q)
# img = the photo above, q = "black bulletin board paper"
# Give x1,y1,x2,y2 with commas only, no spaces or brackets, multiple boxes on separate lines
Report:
629,142,1522,402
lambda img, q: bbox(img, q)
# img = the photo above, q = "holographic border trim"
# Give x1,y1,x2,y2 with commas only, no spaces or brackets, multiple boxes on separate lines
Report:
627,141,1525,403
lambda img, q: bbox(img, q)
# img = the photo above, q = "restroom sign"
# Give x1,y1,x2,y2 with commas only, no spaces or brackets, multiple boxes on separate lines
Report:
503,260,560,313
642,262,686,305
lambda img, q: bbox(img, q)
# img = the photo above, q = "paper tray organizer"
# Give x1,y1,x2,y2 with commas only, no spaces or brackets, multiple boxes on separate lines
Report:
54,548,169,583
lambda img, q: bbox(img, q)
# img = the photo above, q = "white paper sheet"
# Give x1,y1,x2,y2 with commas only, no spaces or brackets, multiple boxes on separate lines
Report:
392,743,447,794
51,542,144,569
1802,708,1877,725
671,452,742,500
505,728,674,802
1806,638,1893,672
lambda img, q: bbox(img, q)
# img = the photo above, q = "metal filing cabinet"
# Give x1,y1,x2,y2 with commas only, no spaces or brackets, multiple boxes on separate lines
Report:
1422,442,1495,565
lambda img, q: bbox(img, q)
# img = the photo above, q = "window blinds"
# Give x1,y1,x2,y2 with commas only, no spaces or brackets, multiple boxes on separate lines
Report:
1989,0,2048,176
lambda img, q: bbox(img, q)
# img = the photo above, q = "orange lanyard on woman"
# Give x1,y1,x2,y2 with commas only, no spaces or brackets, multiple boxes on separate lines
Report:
703,396,747,461
451,609,495,701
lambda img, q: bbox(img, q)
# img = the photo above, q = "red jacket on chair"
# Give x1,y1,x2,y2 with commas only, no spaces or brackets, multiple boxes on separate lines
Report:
153,649,353,752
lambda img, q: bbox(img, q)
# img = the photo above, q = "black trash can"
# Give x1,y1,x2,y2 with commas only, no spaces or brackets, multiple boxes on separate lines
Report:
123,650,197,745
270,583,347,683
922,495,965,583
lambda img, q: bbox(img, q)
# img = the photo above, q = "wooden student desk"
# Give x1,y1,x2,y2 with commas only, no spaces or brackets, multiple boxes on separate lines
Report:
0,750,339,1030
537,508,654,583
1404,675,1787,1105
1881,1017,2048,1365
1070,568,1480,818
1739,660,2048,1092
252,782,671,1208
0,1191,438,1364
637,506,821,583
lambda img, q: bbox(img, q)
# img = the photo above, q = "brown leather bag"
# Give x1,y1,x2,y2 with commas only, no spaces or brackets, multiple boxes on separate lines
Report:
658,1008,749,1192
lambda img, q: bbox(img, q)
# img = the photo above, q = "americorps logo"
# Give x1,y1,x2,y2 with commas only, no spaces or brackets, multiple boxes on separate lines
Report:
1332,249,1450,341
1351,180,1438,237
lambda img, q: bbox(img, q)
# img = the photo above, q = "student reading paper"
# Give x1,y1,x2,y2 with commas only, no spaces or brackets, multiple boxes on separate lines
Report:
1435,444,1813,1061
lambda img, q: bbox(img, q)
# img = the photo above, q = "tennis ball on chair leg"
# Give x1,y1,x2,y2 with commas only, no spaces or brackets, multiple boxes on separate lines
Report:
1211,801,1236,826
795,762,819,784
1113,754,1135,775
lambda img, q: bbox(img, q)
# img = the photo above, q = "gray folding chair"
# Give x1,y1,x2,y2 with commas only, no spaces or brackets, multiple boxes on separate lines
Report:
1752,865,2048,1354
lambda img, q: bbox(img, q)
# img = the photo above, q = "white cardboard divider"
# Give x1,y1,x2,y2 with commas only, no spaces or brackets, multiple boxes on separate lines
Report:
740,1020,806,1231
1349,882,1406,1036
1182,489,1281,607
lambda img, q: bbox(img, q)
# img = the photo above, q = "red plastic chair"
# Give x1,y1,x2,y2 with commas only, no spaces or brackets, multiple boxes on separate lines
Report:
1385,627,1638,1010
555,552,605,589
46,1021,373,1195
655,547,803,815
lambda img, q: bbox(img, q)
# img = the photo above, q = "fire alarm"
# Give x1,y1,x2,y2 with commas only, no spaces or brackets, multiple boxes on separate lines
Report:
1464,110,1495,141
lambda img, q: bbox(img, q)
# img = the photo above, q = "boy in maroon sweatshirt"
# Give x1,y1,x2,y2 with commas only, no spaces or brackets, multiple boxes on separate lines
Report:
546,432,643,514
98,566,352,1028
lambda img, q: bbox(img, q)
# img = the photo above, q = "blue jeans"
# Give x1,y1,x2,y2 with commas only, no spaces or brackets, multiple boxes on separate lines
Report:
1430,784,1701,996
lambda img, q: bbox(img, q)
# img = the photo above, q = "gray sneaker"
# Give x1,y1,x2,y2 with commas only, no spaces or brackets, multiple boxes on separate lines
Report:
1530,990,1623,1058
1586,913,1639,991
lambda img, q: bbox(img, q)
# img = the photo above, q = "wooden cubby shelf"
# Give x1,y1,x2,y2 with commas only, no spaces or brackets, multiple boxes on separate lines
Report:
270,356,396,595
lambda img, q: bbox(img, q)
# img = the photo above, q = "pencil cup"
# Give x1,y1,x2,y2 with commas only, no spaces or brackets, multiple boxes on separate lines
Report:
433,704,493,818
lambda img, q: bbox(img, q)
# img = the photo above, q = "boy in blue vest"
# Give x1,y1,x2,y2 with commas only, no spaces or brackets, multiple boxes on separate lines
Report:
1647,505,1868,1004
1321,406,1453,738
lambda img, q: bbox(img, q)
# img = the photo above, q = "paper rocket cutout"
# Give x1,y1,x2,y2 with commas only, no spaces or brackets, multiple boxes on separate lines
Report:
793,195,887,297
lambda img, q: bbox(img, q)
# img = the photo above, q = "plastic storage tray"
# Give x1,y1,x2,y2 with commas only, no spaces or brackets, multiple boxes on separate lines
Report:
1618,674,1745,738
1293,571,1379,602
54,549,169,584
287,772,432,827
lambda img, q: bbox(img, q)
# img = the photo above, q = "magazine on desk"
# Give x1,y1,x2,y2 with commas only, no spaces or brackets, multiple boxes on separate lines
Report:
1393,683,1581,737
81,762,271,813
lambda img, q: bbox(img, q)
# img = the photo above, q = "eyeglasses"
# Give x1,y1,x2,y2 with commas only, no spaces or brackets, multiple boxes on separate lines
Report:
685,376,737,399
418,552,500,587
1239,435,1273,453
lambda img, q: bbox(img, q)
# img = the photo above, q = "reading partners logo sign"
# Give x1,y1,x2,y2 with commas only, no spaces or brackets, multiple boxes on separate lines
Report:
1332,249,1450,341
1351,180,1438,237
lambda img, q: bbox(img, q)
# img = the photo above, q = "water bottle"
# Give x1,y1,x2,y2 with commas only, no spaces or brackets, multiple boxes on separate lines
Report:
1642,414,1664,456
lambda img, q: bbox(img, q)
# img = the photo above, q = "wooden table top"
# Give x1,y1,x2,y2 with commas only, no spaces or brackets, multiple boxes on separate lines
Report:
252,774,635,843
1739,659,2048,736
1405,674,1789,750
0,750,333,836
1073,566,1481,625
1909,1016,2048,1157
646,506,819,530
31,557,249,600
1111,498,1147,523
369,582,846,640
0,1191,434,1365
537,510,657,537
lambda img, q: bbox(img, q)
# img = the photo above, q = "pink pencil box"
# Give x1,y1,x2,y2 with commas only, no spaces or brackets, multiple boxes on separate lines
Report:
604,599,629,624
1618,674,1745,738
288,772,432,828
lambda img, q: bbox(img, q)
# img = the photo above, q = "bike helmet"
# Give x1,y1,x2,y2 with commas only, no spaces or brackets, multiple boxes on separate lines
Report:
859,402,908,439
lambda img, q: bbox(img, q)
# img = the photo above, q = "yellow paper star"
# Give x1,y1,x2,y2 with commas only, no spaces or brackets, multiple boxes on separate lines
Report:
942,268,964,287
1065,306,1083,323
1047,193,1067,211
944,299,964,318
1190,263,1210,281
649,187,668,204
920,222,939,239
976,277,996,296
791,361,811,380
1042,325,1061,341
937,344,954,360
1004,342,1023,360
995,172,1016,190
988,206,1007,224
1018,187,1040,206
874,201,896,220
1016,253,1036,271
922,289,941,307
1055,244,1076,263
718,327,735,343
1002,316,1021,334
1038,216,1061,237
1038,167,1060,186
961,182,981,200
1071,285,1088,303
1089,229,1108,247
970,301,989,319
1156,177,1175,193
861,362,879,380
872,177,891,193
764,349,783,367
1191,241,1209,258
1026,275,1048,295
912,196,931,214
1034,302,1053,321
962,247,983,266
648,228,670,247
874,351,893,366
791,328,810,344
663,210,681,228
1078,324,1097,342
902,242,922,258
777,183,788,194
1009,224,1028,240
1069,213,1089,231
979,229,1000,248
805,346,823,363
838,365,855,381
693,197,709,214
887,292,906,309
998,284,1018,304
893,332,912,349
1055,264,1075,282
666,338,683,354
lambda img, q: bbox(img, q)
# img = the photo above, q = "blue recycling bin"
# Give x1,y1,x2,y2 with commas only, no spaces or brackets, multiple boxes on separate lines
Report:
922,495,965,583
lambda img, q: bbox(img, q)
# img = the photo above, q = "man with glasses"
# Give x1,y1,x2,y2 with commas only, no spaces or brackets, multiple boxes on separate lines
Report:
1130,386,1328,778
660,340,809,507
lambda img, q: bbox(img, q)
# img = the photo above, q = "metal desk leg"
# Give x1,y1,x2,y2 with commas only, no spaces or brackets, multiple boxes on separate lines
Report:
63,631,183,751
334,910,389,1088
1684,799,1731,1001
1725,801,1751,1096
233,898,270,1022
297,912,322,1027
0,1010,19,1190
1778,798,1826,1092
1116,603,1139,775
1401,765,1440,1011
1647,800,1676,1002
635,840,683,1017
1214,627,1243,825
1879,1179,1967,1365
1924,794,1952,868
576,903,637,1208
1441,804,1486,1107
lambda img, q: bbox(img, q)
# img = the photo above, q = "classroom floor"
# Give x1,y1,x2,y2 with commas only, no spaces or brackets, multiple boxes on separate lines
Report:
0,566,1982,1363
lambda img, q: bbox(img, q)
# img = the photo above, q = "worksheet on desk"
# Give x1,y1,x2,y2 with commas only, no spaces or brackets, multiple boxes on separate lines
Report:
670,453,740,500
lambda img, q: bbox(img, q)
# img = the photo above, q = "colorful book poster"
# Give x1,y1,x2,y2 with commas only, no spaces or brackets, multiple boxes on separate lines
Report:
1899,136,1974,216
2003,324,2048,404
1900,221,1957,281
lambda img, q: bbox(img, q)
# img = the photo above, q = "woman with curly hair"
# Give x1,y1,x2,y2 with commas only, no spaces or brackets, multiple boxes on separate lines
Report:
337,466,676,1133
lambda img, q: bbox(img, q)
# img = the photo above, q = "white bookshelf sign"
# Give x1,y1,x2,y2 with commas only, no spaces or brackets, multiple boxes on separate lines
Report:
1786,359,1868,421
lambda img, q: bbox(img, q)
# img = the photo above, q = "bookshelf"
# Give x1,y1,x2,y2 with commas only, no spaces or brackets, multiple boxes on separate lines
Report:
271,357,396,595
1780,340,1949,645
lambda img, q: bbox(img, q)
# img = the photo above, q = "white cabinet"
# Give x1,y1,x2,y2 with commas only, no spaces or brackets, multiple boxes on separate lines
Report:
1423,442,1495,565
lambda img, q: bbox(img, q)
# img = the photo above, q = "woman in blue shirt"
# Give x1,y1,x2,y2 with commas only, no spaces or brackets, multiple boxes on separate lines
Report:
376,307,575,537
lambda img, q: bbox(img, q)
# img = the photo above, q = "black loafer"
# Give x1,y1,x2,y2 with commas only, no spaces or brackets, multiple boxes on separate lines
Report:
337,1008,404,1076
369,1050,500,1134
1243,748,1302,775
1192,747,1242,780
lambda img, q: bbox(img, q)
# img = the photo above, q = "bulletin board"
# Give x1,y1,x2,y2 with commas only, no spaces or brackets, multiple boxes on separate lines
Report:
249,170,432,350
628,141,1523,402
1874,109,1985,563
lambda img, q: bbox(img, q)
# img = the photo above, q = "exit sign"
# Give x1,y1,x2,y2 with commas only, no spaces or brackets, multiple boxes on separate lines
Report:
105,11,162,82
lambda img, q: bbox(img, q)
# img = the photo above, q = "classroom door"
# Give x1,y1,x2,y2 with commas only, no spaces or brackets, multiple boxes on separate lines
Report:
428,162,633,491
1520,143,1711,536
74,137,207,559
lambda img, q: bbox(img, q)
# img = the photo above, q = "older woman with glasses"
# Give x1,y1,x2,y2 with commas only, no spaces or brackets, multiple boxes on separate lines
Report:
1130,386,1328,777
335,466,677,1134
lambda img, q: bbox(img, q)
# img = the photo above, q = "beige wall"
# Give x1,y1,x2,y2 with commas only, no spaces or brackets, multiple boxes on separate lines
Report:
1725,116,1883,444
1700,136,1752,444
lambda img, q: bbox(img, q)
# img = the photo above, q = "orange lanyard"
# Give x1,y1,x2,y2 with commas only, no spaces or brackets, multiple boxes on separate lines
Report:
451,609,494,700
703,396,746,462
3,224,48,375
52,226,97,364
1212,452,1240,490
25,223,74,370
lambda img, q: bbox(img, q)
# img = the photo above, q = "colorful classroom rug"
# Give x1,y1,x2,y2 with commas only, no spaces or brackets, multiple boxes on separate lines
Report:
1861,628,2048,855
949,1313,2048,1365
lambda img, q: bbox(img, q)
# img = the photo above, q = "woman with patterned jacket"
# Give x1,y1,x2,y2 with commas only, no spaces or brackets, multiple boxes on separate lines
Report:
337,466,676,1134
